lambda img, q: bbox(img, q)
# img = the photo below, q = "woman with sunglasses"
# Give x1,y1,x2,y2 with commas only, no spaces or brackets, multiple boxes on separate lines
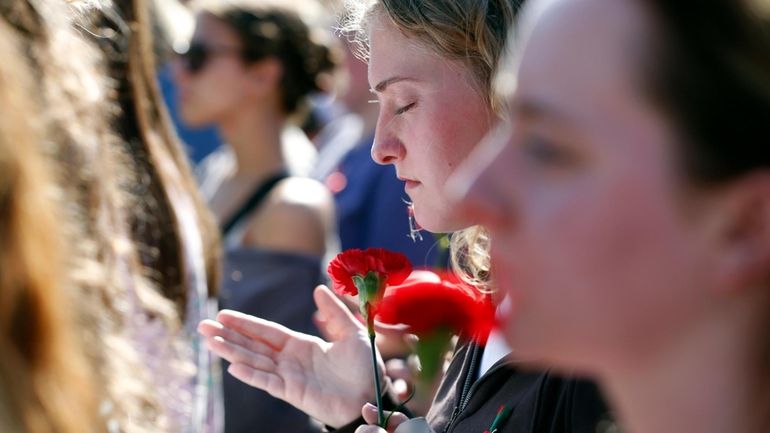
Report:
175,0,337,255
200,1,611,432
175,1,340,432
454,0,770,432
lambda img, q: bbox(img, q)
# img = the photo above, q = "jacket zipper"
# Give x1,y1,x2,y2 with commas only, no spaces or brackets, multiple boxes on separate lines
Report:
444,345,511,433
443,344,480,433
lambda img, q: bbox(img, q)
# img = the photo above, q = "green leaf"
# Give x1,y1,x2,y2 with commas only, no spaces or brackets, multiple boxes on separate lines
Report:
360,272,382,304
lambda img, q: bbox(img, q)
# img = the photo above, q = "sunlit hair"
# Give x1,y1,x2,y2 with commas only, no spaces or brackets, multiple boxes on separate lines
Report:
341,0,522,112
0,17,98,433
2,0,223,431
341,0,522,293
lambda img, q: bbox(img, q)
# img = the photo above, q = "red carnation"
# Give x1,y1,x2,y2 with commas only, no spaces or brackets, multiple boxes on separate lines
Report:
376,277,495,340
376,272,496,387
327,248,412,299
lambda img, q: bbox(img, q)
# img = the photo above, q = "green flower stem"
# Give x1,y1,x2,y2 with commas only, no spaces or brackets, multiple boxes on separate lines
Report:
366,305,386,428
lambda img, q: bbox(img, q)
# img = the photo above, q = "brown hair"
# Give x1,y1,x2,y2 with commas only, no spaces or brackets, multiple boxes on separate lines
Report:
0,16,98,433
639,0,770,427
643,0,770,185
194,0,340,115
2,0,223,430
103,0,223,311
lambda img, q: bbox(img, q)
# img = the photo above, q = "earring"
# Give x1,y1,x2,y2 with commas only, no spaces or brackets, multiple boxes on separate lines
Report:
405,200,423,242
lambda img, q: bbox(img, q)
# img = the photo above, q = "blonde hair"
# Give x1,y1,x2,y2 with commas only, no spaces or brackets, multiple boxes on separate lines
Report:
0,17,98,433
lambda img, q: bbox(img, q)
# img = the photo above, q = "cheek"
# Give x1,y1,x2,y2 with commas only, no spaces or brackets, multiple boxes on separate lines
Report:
418,104,489,178
508,171,703,365
184,69,246,119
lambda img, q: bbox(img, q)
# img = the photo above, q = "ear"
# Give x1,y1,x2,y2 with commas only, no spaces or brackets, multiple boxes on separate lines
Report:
713,171,770,294
243,57,283,97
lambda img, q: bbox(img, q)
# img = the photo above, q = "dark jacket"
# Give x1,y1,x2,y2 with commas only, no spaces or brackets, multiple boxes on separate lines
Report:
427,341,612,433
332,339,612,433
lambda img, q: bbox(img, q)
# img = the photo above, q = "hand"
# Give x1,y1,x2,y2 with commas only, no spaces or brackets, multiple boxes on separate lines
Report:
198,285,385,428
354,403,409,433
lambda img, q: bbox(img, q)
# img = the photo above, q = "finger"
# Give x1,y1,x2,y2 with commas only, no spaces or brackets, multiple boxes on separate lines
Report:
385,358,413,382
313,312,335,342
217,310,292,350
200,320,278,359
199,319,258,348
313,285,363,339
354,426,387,433
361,403,408,431
372,320,410,334
355,426,387,433
228,362,286,399
361,403,382,425
198,319,223,337
205,336,276,370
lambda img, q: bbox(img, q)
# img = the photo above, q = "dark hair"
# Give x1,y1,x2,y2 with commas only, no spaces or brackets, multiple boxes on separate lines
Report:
645,0,770,184
200,0,338,114
643,0,770,428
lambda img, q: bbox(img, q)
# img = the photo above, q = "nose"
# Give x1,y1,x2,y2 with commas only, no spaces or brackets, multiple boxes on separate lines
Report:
448,122,514,230
371,115,405,165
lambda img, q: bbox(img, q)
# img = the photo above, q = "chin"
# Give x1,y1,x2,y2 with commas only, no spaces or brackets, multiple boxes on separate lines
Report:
413,206,470,234
179,109,212,129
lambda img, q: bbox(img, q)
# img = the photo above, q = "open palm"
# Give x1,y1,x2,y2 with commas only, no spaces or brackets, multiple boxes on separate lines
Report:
198,285,385,428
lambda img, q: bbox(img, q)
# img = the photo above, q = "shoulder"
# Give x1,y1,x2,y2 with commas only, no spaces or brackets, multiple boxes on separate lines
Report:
242,177,334,256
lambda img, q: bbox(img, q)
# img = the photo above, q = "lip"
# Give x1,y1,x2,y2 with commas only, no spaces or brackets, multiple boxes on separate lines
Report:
400,178,421,191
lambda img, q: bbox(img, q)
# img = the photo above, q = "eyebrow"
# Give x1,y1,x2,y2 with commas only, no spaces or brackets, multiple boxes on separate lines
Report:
371,76,419,93
511,98,576,125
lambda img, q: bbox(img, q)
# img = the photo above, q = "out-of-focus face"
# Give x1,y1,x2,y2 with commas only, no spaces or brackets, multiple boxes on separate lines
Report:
173,13,254,127
368,15,495,233
453,0,725,373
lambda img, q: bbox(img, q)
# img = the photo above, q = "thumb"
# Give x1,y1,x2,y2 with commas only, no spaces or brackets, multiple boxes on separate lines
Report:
362,403,409,432
313,285,363,340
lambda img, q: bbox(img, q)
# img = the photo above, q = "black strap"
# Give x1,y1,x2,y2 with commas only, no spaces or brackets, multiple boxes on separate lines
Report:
221,171,289,236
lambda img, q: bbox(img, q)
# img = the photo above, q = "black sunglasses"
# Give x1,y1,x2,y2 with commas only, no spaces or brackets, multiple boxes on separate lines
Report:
176,41,243,73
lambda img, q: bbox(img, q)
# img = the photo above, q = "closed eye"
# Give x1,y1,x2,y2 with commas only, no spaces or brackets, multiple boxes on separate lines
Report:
394,102,416,115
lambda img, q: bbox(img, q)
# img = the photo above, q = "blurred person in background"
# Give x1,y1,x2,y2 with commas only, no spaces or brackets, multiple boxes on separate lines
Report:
174,0,339,432
153,0,224,164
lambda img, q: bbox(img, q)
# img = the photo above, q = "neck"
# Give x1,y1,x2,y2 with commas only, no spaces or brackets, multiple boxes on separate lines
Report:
219,103,287,179
600,293,765,433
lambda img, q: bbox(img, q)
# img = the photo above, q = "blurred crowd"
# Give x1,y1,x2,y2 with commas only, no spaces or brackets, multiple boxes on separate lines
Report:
2,0,770,433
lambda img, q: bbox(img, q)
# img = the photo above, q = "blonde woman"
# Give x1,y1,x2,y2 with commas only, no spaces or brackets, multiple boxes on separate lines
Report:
200,1,610,433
